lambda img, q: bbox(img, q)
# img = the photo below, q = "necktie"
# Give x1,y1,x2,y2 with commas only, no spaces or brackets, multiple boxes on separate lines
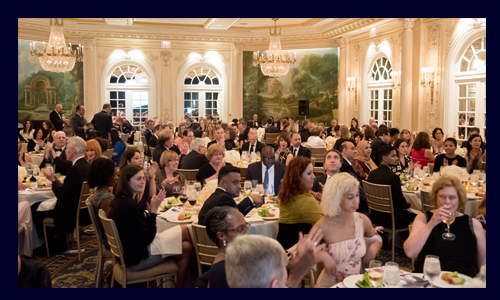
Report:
250,144,254,153
294,148,298,157
264,167,269,193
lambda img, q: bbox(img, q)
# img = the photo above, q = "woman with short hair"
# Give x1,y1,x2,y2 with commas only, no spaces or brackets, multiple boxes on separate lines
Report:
27,128,46,153
433,138,467,173
431,127,446,156
275,132,293,165
155,150,186,197
307,126,326,148
196,144,231,184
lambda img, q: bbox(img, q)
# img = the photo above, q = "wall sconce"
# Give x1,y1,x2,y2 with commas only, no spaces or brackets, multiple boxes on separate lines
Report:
347,77,357,105
390,71,401,89
420,67,435,104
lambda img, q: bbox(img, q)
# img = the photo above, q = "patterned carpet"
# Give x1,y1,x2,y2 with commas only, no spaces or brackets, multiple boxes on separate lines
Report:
31,227,412,288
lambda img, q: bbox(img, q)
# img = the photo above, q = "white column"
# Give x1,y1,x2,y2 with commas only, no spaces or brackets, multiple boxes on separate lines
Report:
337,37,346,124
230,43,243,119
82,37,97,120
399,18,418,131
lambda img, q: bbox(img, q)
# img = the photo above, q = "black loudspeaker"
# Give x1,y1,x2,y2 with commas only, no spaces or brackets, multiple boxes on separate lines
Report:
298,100,309,115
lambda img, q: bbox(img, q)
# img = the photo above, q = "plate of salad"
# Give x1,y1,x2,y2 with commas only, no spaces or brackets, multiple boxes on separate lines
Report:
167,212,194,224
163,197,182,206
433,271,472,288
257,209,278,220
343,273,386,288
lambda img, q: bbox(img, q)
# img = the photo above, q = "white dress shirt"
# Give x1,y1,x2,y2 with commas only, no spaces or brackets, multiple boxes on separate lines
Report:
261,163,275,194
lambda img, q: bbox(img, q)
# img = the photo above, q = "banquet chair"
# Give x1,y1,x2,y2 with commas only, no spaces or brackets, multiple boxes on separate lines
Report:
239,167,248,187
428,163,434,175
191,224,219,277
120,134,129,144
479,162,486,172
102,149,113,159
141,136,147,146
98,210,178,288
362,180,409,262
177,169,199,182
420,190,435,213
86,194,113,288
264,133,279,146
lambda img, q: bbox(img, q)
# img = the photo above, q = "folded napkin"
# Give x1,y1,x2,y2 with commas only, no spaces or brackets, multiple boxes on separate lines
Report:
150,226,182,257
36,197,58,212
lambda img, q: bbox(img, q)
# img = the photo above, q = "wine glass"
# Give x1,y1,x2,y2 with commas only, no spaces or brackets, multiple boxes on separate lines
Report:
478,172,486,187
383,262,400,288
256,152,261,162
265,183,274,203
244,180,252,195
470,174,479,188
442,209,456,241
194,182,202,193
423,166,430,178
251,180,258,190
418,169,426,185
256,184,265,198
405,167,413,181
241,151,248,162
368,260,383,288
432,172,440,182
33,166,40,180
423,255,441,288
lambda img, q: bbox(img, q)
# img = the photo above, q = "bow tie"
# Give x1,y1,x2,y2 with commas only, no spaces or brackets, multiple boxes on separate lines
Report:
54,148,63,152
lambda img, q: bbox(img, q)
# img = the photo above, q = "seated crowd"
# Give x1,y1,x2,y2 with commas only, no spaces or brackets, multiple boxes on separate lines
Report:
18,104,486,288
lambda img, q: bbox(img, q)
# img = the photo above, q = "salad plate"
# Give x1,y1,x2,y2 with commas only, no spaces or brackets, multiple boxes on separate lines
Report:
432,271,472,288
343,274,364,288
166,214,194,224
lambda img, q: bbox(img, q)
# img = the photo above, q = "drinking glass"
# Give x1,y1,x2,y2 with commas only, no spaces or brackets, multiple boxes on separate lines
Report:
45,163,53,175
442,209,456,241
33,167,40,180
473,169,480,175
423,166,430,178
406,168,413,181
383,262,400,288
251,180,258,189
265,183,274,203
256,152,261,162
432,172,440,182
470,174,479,188
241,151,248,161
368,260,383,287
423,255,441,288
256,184,265,197
244,181,252,195
478,172,486,187
418,169,426,184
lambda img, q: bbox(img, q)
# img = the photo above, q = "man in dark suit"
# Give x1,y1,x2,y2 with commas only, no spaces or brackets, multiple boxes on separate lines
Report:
252,114,261,128
70,105,86,139
179,138,209,169
208,127,233,151
237,121,248,143
50,103,69,131
192,123,204,138
312,149,368,213
290,132,311,158
326,119,337,137
367,145,416,230
31,136,90,254
370,128,391,166
300,119,313,142
143,119,155,144
146,124,161,158
245,146,286,196
265,117,279,134
339,141,362,182
39,131,71,175
198,165,263,225
240,131,265,155
153,132,180,165
91,103,114,139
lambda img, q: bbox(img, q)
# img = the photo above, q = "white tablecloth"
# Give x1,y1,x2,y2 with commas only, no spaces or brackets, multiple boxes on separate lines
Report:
18,189,56,249
332,273,429,288
403,190,481,217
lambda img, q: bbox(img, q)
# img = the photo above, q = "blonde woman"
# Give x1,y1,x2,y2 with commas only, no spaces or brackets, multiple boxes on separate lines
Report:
203,122,215,141
155,150,187,197
333,125,356,151
313,173,383,287
196,144,230,184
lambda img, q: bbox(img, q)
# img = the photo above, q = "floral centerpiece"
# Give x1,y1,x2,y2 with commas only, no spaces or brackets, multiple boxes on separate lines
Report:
224,150,241,166
455,147,467,158
201,137,212,147
325,136,335,149
257,128,266,137
201,179,218,200
440,165,469,181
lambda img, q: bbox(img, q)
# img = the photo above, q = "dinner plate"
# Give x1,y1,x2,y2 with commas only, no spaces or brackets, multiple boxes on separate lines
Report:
261,216,279,220
162,199,183,206
343,274,364,288
432,271,473,288
34,187,52,191
166,215,194,224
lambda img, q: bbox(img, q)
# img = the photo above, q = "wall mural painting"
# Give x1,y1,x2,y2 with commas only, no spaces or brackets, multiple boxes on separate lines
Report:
18,39,84,125
243,48,339,124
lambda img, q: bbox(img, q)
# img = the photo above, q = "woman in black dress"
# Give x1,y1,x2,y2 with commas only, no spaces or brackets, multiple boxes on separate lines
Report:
27,128,46,152
433,137,467,173
224,127,238,149
42,121,55,143
274,131,293,165
391,138,413,177
403,175,486,277
196,144,232,184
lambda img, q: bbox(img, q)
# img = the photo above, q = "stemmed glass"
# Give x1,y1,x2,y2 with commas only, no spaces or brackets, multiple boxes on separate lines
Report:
418,169,426,185
442,208,456,241
470,174,479,189
368,260,383,288
478,172,486,187
256,184,265,198
423,255,441,288
244,180,252,196
405,167,413,181
264,183,274,203
383,262,400,288
423,166,430,178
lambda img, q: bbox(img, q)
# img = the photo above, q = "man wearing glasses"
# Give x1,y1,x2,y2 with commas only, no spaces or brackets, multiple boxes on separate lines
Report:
198,165,263,225
245,146,286,196
179,138,209,169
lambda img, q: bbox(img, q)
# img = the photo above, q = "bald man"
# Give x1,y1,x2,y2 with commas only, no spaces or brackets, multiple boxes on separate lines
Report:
245,146,286,196
50,104,69,131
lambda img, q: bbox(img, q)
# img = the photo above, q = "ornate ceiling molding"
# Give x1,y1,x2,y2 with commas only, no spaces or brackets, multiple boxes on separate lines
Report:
323,18,380,37
160,51,172,68
337,37,346,48
82,37,96,49
445,18,457,37
232,43,243,55
399,18,419,30
373,39,381,51
470,18,485,29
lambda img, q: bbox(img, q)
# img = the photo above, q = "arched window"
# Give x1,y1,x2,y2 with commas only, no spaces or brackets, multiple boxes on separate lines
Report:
182,66,222,121
456,37,486,142
368,57,393,127
107,64,150,128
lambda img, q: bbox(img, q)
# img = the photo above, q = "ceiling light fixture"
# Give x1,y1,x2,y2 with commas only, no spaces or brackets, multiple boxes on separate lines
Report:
29,18,83,73
253,18,296,78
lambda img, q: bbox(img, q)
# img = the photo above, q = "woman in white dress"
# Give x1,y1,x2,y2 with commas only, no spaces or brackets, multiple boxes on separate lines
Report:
19,120,35,142
307,126,326,148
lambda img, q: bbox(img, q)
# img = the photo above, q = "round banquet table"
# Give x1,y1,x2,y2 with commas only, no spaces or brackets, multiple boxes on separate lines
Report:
403,189,482,217
28,153,45,167
331,273,430,288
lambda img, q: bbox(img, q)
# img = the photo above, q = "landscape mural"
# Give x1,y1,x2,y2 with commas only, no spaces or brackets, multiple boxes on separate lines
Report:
18,39,84,125
243,48,339,124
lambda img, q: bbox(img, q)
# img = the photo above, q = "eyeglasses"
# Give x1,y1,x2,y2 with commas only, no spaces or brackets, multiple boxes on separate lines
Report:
225,223,250,234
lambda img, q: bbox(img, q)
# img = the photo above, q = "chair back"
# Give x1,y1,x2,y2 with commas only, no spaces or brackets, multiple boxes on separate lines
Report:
479,162,486,172
191,224,220,277
120,134,129,144
420,190,435,212
76,182,92,224
177,169,199,181
103,149,113,159
85,193,105,250
310,147,326,164
310,157,316,168
362,180,396,229
239,167,247,182
264,133,279,146
99,209,126,267
141,136,147,146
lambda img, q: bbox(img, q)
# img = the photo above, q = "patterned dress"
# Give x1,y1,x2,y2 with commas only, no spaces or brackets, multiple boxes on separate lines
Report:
316,212,367,286
276,149,292,164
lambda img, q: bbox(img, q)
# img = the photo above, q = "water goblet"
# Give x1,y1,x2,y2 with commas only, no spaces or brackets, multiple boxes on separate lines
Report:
244,181,252,195
478,172,485,187
383,262,400,288
470,174,479,188
423,255,441,288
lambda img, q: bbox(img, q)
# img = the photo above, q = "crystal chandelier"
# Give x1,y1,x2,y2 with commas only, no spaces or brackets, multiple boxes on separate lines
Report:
29,18,83,73
253,18,296,78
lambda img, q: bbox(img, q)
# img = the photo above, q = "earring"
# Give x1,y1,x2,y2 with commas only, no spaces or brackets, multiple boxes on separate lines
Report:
223,240,226,247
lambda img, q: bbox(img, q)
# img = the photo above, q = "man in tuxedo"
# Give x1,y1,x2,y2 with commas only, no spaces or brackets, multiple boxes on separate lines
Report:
245,146,286,196
70,105,86,139
143,119,155,144
208,127,233,151
237,121,248,143
31,136,89,254
198,165,263,225
389,128,400,146
367,145,416,230
240,131,265,155
252,114,261,128
326,119,337,137
192,123,204,138
179,138,208,169
146,124,161,158
312,149,368,212
339,141,362,182
91,103,114,139
39,131,71,175
370,128,391,166
153,132,180,165
50,104,69,131
300,119,314,142
290,132,311,158
265,117,279,134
